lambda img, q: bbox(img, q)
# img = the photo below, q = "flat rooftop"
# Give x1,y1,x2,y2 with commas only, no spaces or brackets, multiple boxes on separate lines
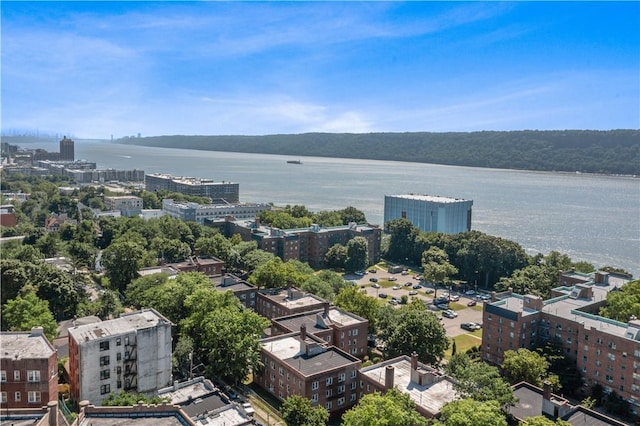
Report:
68,309,173,343
262,335,359,376
1,330,56,360
360,358,457,416
212,275,256,293
274,308,364,333
387,194,471,204
193,405,251,426
259,289,325,310
158,377,217,404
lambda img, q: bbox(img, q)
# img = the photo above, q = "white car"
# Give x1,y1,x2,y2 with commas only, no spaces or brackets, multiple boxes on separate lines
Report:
392,285,401,290
450,295,460,302
442,310,458,318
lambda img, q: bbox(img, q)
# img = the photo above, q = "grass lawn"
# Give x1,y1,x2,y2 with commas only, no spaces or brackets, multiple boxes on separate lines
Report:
470,304,484,311
445,332,482,360
448,302,467,311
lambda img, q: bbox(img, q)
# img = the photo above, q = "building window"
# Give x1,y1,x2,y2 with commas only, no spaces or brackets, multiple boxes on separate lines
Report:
117,380,122,389
100,384,111,395
279,367,284,376
338,397,345,406
99,341,110,351
351,382,357,390
0,371,5,382
350,393,357,402
117,352,122,361
100,369,110,380
351,370,357,378
15,392,21,402
326,401,332,410
311,393,318,402
100,356,110,366
116,337,121,346
27,370,40,382
608,353,616,361
312,381,319,390
338,373,346,383
338,385,345,394
28,391,41,403
14,370,20,381
326,377,333,385
326,389,332,397
0,392,6,403
124,336,129,345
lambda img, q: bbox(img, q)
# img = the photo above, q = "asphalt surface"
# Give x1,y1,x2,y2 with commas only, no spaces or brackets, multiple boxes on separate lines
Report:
345,267,484,338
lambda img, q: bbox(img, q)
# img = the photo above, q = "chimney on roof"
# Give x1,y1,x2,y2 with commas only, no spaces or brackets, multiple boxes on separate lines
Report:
300,324,307,341
542,380,551,402
324,302,330,317
287,286,293,299
411,352,418,371
385,365,395,390
31,326,44,337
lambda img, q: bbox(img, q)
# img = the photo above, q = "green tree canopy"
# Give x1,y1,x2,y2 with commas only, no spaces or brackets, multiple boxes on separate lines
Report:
502,348,551,387
341,388,426,426
334,286,380,333
101,391,169,406
379,301,449,365
524,416,571,426
435,399,507,426
599,279,640,322
101,239,145,293
345,236,369,272
280,395,329,426
2,291,58,341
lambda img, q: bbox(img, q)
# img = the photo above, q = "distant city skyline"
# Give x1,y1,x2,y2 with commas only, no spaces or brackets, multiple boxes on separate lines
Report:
2,2,638,139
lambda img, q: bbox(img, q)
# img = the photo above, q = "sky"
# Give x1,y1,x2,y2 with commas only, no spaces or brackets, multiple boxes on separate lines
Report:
2,1,639,139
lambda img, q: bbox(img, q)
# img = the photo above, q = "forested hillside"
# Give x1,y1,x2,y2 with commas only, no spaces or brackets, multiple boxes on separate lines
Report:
118,130,640,175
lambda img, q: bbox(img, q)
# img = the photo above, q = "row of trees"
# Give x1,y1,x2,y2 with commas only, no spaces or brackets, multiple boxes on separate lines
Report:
258,204,367,229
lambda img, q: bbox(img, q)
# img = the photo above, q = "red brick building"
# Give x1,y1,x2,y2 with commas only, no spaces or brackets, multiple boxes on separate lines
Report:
167,256,224,277
255,327,361,417
1,328,58,408
481,271,640,417
256,287,327,320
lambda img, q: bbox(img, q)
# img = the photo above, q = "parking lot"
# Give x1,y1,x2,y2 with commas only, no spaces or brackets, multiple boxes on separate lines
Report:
345,267,485,338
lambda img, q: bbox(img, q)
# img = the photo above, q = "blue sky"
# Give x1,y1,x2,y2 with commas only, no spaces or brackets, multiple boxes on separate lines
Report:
2,1,639,139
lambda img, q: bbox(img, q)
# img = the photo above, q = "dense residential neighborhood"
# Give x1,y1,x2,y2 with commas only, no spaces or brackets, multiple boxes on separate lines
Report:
1,139,638,426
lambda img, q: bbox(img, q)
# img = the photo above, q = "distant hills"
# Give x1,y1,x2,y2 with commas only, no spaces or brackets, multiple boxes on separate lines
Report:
117,130,639,175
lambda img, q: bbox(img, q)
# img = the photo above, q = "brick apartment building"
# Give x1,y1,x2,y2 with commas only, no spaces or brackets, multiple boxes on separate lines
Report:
481,271,640,416
214,219,382,268
0,328,58,408
211,274,258,309
167,256,225,277
256,287,328,320
271,304,369,358
255,326,361,417
68,309,173,405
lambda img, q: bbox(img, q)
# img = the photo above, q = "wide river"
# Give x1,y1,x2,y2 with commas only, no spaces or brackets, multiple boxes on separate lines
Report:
28,140,640,276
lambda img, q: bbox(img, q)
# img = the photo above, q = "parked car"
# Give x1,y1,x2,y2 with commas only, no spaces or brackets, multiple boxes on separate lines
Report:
413,275,421,280
464,290,476,296
467,300,477,307
424,288,434,294
435,303,449,310
404,282,412,287
461,322,481,331
442,310,458,318
388,277,398,281
392,285,401,290
401,271,410,275
368,269,377,273
379,293,388,298
409,290,418,296
389,299,399,305
355,271,365,276
450,295,460,302
371,283,381,289
412,284,422,289
369,277,378,282
242,402,255,416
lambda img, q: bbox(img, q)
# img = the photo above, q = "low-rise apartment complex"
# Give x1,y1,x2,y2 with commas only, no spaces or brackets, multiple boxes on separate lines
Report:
68,309,173,405
481,271,639,416
104,195,143,217
145,173,239,203
271,304,369,358
212,274,258,309
255,327,361,416
162,199,270,224
0,327,58,409
256,287,328,320
217,219,382,268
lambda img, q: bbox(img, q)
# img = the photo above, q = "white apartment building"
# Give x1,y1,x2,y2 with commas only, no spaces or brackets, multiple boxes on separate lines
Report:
162,199,271,224
68,309,173,405
103,195,143,217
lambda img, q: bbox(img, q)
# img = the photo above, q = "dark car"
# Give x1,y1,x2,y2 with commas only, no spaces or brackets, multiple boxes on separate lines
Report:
369,277,378,282
368,269,377,273
412,284,422,289
467,300,477,307
461,322,481,331
379,293,388,298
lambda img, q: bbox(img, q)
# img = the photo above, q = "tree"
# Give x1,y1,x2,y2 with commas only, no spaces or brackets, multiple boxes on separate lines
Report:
524,416,571,426
300,275,335,301
101,391,168,406
380,302,448,365
101,239,145,293
385,219,418,263
339,206,366,225
436,399,507,426
342,388,426,426
334,286,380,333
2,291,58,341
421,247,458,299
325,243,348,269
445,353,516,410
248,257,310,289
599,279,640,322
502,348,550,387
345,237,369,272
280,395,329,426
181,289,270,383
